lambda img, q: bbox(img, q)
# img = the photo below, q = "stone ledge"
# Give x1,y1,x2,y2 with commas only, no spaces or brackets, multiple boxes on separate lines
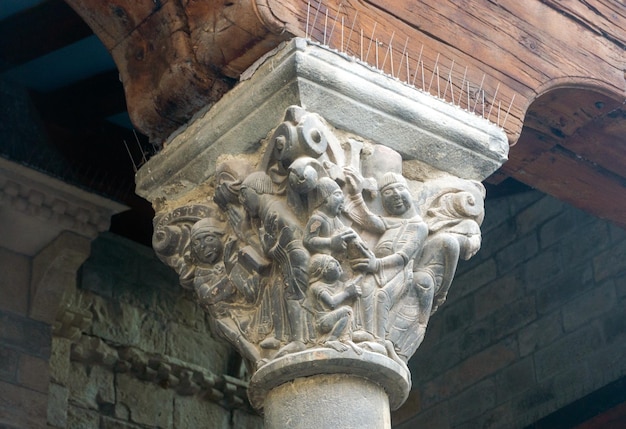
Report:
136,38,508,203
0,157,127,255
248,348,411,411
69,334,252,411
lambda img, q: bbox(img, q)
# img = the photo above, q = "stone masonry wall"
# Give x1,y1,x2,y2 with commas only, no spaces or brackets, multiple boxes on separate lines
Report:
0,246,51,428
48,232,262,429
395,190,626,428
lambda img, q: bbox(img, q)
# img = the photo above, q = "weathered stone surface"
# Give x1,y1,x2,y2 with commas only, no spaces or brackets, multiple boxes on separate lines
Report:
264,373,392,429
173,396,230,429
66,361,115,410
47,383,69,428
0,246,30,316
116,373,174,428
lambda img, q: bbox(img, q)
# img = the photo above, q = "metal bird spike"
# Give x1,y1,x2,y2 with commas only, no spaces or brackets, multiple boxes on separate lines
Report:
365,21,377,63
123,140,138,173
310,1,323,42
346,10,358,56
327,3,343,47
411,44,424,87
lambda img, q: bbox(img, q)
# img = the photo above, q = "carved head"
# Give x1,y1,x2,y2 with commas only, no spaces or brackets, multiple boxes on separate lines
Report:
311,177,344,216
190,218,226,264
379,173,413,216
239,171,274,216
309,253,343,283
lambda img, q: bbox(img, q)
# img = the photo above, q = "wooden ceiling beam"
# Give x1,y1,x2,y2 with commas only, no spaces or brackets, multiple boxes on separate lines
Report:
508,144,626,230
0,0,92,72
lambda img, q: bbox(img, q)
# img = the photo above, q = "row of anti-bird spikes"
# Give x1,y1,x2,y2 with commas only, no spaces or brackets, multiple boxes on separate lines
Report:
305,0,516,130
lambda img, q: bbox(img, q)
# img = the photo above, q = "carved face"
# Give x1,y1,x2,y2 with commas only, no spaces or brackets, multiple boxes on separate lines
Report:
191,232,223,264
325,188,345,216
381,182,412,216
323,258,343,283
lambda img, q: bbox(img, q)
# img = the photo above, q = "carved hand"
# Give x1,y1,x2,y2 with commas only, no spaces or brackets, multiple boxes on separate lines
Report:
343,166,364,195
351,255,380,273
330,229,358,251
346,282,361,297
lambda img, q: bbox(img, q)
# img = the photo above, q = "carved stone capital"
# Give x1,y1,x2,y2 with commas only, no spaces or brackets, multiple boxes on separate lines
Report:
137,39,507,415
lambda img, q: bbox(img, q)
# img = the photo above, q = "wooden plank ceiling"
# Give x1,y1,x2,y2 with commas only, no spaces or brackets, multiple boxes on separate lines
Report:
0,0,624,244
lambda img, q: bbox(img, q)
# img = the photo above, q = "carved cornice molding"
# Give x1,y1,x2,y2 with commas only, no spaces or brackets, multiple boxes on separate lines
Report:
136,39,507,204
70,334,251,410
0,157,127,255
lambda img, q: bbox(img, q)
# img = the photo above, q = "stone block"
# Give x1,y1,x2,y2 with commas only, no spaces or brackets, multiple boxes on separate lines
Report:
449,378,497,426
507,190,543,216
593,238,626,283
421,338,517,408
538,206,593,250
47,383,69,428
495,233,539,275
0,309,51,358
18,353,49,393
601,305,626,346
67,405,100,428
481,197,512,233
80,262,115,297
165,321,229,372
443,295,475,335
536,265,594,315
173,396,230,429
0,380,48,429
117,373,174,428
517,311,563,357
495,357,536,403
533,324,603,381
522,247,564,292
88,234,140,281
0,345,19,383
562,280,616,332
137,256,180,292
476,218,518,264
231,408,264,429
490,295,536,341
66,362,115,410
515,195,564,236
473,269,525,320
560,220,610,266
409,333,460,385
101,416,147,429
394,401,450,429
459,318,493,360
452,258,498,300
0,246,30,315
49,337,71,385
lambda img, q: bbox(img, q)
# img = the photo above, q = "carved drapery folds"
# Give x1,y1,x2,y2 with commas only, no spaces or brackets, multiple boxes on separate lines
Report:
152,105,485,407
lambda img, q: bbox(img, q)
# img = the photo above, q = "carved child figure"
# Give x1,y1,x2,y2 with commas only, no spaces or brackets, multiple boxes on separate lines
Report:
306,254,362,354
304,177,357,259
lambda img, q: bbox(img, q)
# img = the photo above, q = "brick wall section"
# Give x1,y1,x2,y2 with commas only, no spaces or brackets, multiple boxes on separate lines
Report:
396,191,626,429
0,247,51,429
48,232,263,429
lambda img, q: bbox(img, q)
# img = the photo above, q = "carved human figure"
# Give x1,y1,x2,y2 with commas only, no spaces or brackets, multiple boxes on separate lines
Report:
305,254,362,354
304,177,358,259
186,217,263,369
344,169,428,340
239,171,310,357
